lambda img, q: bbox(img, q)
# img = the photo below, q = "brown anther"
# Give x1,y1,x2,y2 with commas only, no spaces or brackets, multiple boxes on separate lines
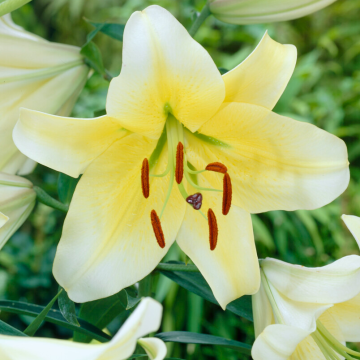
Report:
208,209,218,251
175,142,184,184
141,158,150,198
222,173,232,215
205,162,227,174
150,210,165,249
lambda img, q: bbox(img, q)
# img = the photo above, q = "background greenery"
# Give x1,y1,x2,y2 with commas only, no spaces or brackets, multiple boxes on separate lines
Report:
2,0,360,359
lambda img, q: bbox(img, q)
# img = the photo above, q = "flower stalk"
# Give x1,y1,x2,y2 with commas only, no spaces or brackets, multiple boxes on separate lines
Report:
33,186,69,213
189,3,211,37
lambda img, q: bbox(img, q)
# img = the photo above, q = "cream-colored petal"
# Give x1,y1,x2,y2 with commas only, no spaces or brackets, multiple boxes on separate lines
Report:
102,298,165,359
252,324,312,360
190,102,349,213
328,292,360,342
13,109,125,178
176,180,260,309
262,256,360,305
0,212,9,228
268,281,332,331
342,214,360,247
0,172,35,249
223,32,296,110
106,5,225,139
137,338,167,360
0,298,164,360
53,134,186,303
252,284,275,338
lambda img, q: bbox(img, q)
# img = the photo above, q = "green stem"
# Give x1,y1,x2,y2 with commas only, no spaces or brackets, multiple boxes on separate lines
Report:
156,263,199,272
33,186,69,213
138,274,153,298
188,3,211,37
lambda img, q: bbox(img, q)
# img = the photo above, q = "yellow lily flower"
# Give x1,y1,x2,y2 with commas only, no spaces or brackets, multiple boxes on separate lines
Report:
209,0,338,25
0,0,31,17
0,14,89,175
252,217,360,360
0,298,167,360
14,5,349,307
0,172,36,249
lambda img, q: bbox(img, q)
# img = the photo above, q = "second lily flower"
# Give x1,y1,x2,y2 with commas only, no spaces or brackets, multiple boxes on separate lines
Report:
13,5,349,307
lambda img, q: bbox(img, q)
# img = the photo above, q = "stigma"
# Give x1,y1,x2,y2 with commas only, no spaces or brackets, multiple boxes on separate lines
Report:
141,114,232,250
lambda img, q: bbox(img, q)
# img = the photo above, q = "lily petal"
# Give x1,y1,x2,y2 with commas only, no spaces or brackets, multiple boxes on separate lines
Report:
106,5,225,139
13,109,126,178
342,214,360,247
192,102,349,213
252,283,274,338
328,292,360,342
262,256,360,305
252,324,312,360
0,298,165,360
223,33,296,110
53,134,186,303
176,180,260,309
0,212,9,228
137,338,167,360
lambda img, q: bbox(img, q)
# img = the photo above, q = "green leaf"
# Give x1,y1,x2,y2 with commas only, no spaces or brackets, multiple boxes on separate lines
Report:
0,300,110,342
57,173,80,205
156,332,251,355
24,289,62,336
74,290,127,343
81,42,106,77
58,286,80,327
85,20,125,43
160,262,253,321
0,319,27,337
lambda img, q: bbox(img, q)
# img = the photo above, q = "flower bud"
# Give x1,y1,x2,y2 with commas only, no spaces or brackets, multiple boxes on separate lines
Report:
0,172,36,249
0,14,89,175
0,0,32,17
209,0,337,24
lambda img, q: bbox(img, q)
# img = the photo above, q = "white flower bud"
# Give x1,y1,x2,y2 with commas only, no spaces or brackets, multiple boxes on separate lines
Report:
0,14,89,175
209,0,337,24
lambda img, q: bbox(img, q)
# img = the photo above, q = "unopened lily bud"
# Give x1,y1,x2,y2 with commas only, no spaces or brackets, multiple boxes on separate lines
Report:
0,0,32,17
209,0,338,25
0,172,36,249
0,14,89,175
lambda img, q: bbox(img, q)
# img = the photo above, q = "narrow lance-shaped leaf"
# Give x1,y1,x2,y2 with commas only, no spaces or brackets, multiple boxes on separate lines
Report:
0,300,110,342
156,331,251,355
24,289,62,336
0,319,27,337
85,19,125,43
159,261,253,321
58,286,80,327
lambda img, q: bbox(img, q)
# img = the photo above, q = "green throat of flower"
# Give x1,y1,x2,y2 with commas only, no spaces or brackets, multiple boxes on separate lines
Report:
141,111,232,251
312,320,360,360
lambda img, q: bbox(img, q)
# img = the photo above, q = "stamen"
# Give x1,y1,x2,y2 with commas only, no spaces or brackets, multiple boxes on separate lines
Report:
208,209,218,251
141,158,150,198
222,173,232,215
150,210,165,248
206,162,227,174
175,142,184,184
186,193,203,210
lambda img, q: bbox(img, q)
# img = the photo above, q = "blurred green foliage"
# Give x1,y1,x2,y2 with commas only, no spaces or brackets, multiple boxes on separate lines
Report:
2,0,360,359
